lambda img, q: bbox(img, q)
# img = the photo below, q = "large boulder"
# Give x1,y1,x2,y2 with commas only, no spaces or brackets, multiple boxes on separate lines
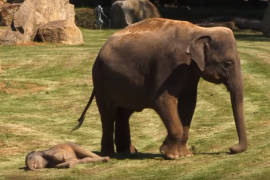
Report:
234,18,262,31
0,0,6,25
0,0,6,8
262,2,270,37
35,20,83,45
110,0,160,28
0,0,83,45
0,3,20,26
0,27,23,44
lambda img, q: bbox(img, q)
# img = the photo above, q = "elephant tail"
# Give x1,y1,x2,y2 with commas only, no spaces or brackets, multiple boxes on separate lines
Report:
72,88,95,131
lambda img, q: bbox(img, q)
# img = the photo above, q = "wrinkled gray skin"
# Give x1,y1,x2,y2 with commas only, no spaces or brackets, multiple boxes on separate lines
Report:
76,18,247,159
25,142,109,170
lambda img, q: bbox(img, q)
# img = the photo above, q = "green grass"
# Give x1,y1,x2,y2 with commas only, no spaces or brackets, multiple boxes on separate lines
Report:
0,28,269,180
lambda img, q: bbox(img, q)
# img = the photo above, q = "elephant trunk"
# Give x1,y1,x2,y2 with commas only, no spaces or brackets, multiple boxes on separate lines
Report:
227,70,247,154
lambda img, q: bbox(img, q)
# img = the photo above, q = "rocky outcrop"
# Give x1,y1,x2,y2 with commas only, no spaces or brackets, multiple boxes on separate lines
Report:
0,0,6,8
234,18,262,31
0,3,20,26
0,0,83,45
198,21,237,30
110,0,160,28
35,20,83,45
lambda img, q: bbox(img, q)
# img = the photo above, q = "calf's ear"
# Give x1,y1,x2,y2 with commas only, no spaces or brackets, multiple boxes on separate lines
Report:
186,36,211,72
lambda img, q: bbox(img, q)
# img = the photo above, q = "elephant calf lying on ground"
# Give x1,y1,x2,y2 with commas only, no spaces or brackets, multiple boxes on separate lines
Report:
25,142,109,170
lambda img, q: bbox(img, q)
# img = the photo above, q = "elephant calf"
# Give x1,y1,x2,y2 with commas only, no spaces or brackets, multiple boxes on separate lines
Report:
25,142,109,170
75,18,247,159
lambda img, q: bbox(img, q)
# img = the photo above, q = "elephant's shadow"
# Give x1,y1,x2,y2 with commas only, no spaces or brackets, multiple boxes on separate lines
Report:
94,151,163,160
94,151,230,160
193,152,230,155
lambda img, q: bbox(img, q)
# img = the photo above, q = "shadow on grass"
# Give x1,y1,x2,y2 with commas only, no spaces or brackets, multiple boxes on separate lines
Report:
19,167,28,171
109,151,233,160
110,152,163,160
235,33,270,42
94,151,232,160
193,151,229,155
92,151,162,160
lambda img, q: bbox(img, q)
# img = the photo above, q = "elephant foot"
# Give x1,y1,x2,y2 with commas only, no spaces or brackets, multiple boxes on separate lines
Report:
130,144,138,154
116,144,138,154
178,146,193,157
160,143,179,159
160,137,192,159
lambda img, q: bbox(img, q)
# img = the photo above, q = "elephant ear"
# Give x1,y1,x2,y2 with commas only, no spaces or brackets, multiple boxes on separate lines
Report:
186,36,211,72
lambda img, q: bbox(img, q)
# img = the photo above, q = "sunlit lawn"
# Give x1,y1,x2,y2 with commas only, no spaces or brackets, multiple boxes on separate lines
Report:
0,27,269,179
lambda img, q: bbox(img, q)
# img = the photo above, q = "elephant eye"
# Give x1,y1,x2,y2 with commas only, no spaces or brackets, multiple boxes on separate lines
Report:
223,60,233,68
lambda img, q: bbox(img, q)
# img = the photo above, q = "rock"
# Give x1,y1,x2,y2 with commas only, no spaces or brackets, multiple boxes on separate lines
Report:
110,0,160,28
35,20,83,45
0,0,6,8
0,0,7,25
0,28,23,45
198,21,237,30
262,2,270,37
234,17,262,31
0,3,20,26
0,0,83,45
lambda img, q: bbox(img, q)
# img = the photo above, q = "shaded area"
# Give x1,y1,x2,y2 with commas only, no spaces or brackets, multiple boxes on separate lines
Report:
234,32,270,42
0,29,270,179
111,152,163,160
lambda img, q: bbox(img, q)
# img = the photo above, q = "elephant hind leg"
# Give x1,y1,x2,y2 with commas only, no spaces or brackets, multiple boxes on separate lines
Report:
115,108,137,154
96,96,117,156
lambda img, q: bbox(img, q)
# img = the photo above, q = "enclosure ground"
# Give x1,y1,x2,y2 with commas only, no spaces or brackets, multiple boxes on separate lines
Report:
0,28,269,180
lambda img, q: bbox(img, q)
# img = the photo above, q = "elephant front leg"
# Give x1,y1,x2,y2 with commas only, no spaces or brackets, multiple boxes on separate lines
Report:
176,91,198,157
156,93,190,159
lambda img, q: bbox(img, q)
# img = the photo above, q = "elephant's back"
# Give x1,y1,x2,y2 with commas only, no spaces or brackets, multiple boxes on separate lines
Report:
112,18,198,36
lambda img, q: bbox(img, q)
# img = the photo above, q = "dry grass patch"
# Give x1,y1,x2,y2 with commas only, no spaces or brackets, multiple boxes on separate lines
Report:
0,81,46,95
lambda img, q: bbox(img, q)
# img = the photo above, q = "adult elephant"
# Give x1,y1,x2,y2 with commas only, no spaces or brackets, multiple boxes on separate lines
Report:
74,18,247,159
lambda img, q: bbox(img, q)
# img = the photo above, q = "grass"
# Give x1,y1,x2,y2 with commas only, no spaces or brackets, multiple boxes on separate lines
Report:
0,28,269,180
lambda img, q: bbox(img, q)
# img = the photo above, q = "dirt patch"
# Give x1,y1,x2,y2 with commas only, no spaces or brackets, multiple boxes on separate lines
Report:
0,64,21,71
0,81,46,95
